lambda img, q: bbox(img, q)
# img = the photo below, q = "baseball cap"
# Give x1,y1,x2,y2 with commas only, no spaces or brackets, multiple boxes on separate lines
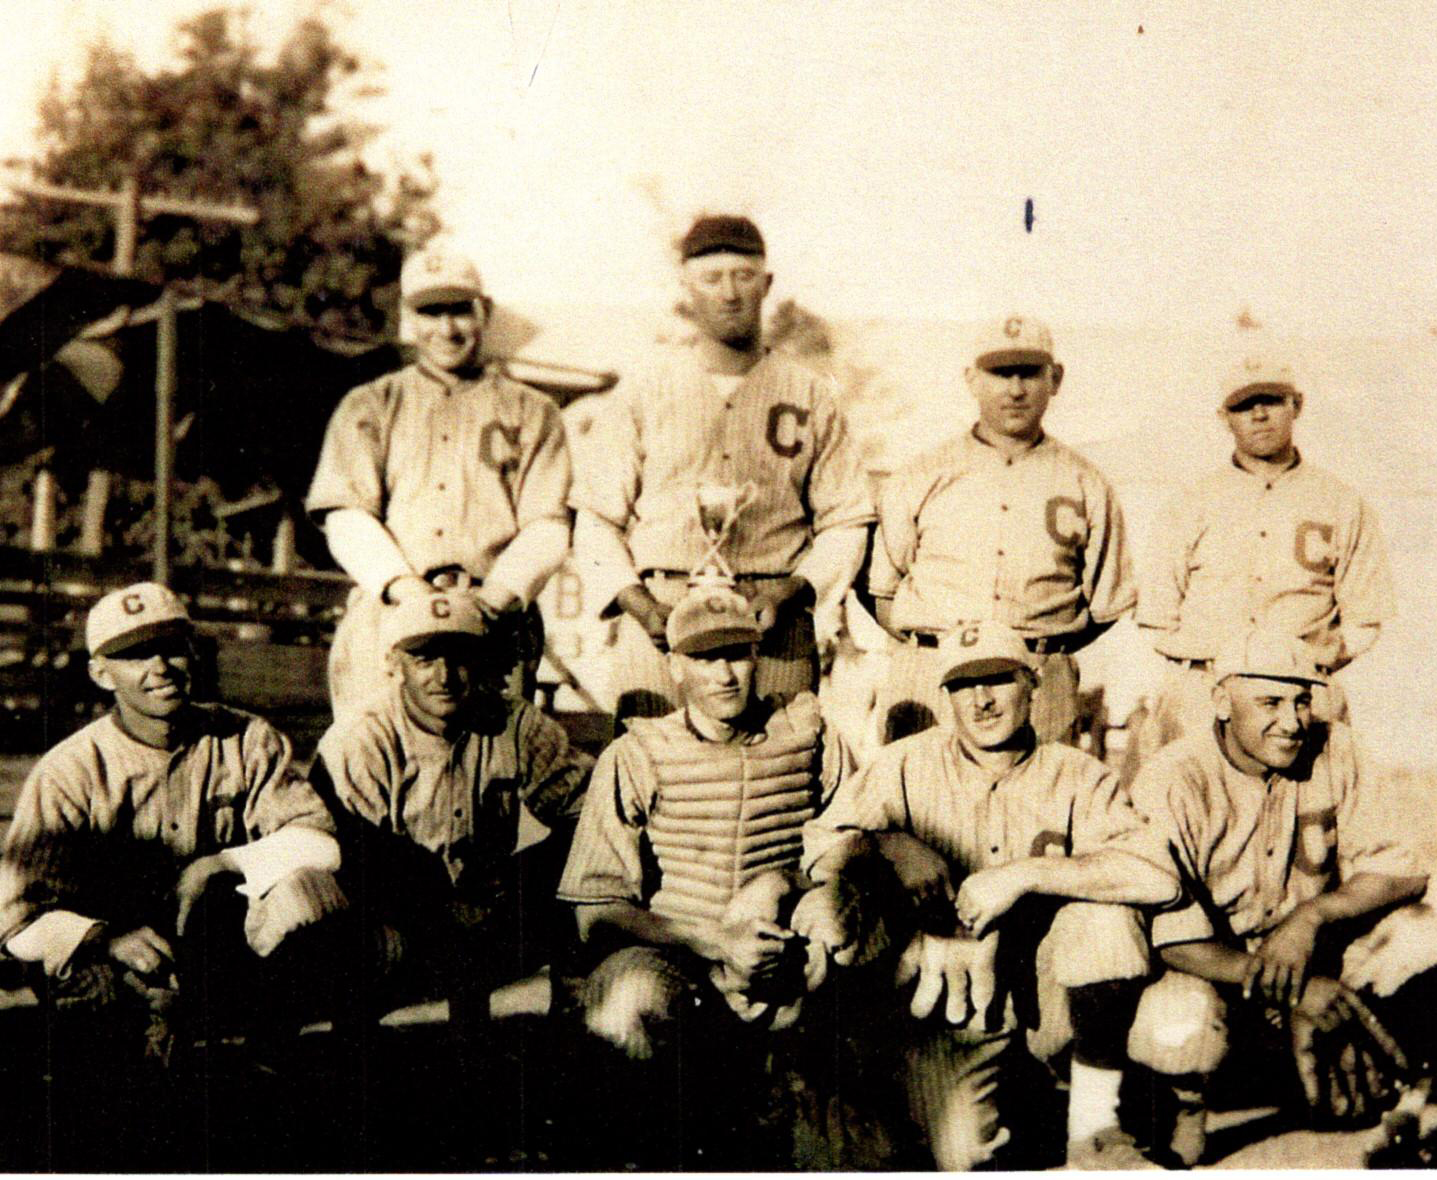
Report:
86,582,192,657
937,621,1036,687
972,315,1055,369
400,245,485,308
665,586,763,655
1213,628,1326,687
383,592,489,653
1222,355,1297,409
680,215,766,261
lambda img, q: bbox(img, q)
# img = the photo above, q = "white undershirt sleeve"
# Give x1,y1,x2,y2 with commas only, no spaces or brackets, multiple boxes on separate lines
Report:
485,517,571,607
323,508,416,598
226,828,342,900
6,910,102,976
573,509,643,617
793,524,868,609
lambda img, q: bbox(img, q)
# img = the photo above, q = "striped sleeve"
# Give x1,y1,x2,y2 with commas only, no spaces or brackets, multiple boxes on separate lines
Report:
556,735,656,906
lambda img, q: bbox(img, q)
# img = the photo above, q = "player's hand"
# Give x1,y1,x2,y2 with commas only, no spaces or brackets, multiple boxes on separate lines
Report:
749,576,813,632
1253,906,1323,1007
108,926,176,980
712,916,795,982
1343,903,1437,998
875,832,954,914
790,881,860,988
475,581,521,617
175,851,237,936
386,574,435,604
895,929,999,1027
955,863,1034,939
615,584,672,652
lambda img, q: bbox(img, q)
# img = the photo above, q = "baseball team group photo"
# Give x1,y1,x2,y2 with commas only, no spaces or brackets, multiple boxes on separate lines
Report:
2,0,1435,1173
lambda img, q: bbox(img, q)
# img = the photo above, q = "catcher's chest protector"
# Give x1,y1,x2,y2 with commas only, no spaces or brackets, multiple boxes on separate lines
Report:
631,703,822,926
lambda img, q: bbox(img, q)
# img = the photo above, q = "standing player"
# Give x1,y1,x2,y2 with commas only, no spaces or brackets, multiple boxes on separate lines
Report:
307,244,572,722
0,583,347,1062
803,621,1175,1169
1135,355,1394,754
311,590,591,1027
1125,628,1427,1165
868,315,1134,745
570,214,873,722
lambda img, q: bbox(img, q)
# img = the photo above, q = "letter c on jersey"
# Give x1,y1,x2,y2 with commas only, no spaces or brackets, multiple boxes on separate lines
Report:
480,422,521,475
1294,521,1335,574
765,404,809,458
1044,496,1085,549
122,594,147,615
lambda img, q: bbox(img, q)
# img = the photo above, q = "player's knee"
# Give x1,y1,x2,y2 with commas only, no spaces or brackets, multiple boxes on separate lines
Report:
1045,902,1150,986
1127,971,1228,1076
580,947,688,1057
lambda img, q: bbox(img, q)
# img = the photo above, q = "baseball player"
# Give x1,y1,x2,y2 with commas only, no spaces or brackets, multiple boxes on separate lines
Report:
307,243,572,722
0,583,347,1065
1134,355,1394,757
311,590,591,1027
802,621,1175,1170
557,583,858,1166
868,315,1135,746
570,214,873,723
1124,628,1428,1165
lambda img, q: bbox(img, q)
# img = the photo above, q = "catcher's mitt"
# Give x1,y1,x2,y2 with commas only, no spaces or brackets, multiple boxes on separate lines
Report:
1290,980,1413,1126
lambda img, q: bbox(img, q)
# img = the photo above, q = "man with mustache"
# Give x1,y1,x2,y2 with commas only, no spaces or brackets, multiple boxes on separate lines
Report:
803,621,1175,1169
1134,356,1394,758
311,590,591,1028
308,243,572,722
570,214,873,724
0,583,346,1076
867,316,1134,745
1125,628,1427,1165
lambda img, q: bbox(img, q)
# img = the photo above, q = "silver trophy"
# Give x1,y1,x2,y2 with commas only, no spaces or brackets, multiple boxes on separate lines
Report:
691,482,757,587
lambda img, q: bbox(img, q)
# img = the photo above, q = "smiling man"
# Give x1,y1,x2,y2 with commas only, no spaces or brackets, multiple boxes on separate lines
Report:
0,583,345,1067
803,621,1174,1169
570,214,873,723
1125,627,1427,1164
312,591,591,1028
868,315,1134,745
1135,355,1394,755
307,243,572,722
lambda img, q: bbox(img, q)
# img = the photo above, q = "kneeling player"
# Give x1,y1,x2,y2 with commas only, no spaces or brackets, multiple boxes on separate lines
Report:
312,591,591,1027
0,583,347,1069
1126,628,1429,1165
804,621,1177,1170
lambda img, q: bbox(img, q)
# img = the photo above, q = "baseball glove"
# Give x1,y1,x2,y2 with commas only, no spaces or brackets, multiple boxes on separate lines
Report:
1291,978,1412,1126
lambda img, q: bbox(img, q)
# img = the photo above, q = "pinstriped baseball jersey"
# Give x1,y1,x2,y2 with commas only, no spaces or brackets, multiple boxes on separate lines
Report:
315,687,591,889
1129,722,1417,949
1136,455,1394,667
306,362,571,579
557,694,848,908
802,727,1159,879
570,345,874,577
0,706,334,942
870,429,1135,638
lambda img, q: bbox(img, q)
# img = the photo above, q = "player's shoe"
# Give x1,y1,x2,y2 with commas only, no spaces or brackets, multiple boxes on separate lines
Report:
1063,1126,1163,1170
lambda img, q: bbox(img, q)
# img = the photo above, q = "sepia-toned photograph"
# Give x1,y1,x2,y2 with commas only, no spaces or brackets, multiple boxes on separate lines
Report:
2,0,1435,1170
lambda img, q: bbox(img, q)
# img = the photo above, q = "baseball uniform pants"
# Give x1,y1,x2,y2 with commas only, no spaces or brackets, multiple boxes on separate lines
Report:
328,582,544,725
1130,658,1349,771
873,637,1081,746
609,572,819,724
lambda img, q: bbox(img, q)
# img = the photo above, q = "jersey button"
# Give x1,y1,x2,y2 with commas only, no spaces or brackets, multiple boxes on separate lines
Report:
436,528,444,537
1266,848,1274,856
441,434,450,442
1000,503,1009,512
989,845,999,854
454,808,463,818
438,482,447,491
996,548,1005,557
169,822,179,831
1259,530,1268,538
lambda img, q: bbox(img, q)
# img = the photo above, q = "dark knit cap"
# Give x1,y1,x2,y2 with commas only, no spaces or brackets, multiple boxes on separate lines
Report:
680,215,766,260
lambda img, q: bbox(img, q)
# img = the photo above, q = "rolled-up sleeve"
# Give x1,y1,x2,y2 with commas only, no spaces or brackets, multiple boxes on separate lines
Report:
306,384,388,521
557,737,655,906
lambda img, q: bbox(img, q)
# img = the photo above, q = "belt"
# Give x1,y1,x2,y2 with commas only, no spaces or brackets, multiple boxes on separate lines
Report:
1164,656,1213,671
643,569,792,586
902,630,1070,655
425,565,482,591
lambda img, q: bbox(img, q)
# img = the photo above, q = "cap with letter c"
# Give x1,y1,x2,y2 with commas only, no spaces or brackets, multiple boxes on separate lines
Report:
937,620,1036,688
1213,627,1326,687
383,591,489,653
1222,355,1298,409
86,582,193,657
400,243,485,308
665,585,763,655
972,315,1055,369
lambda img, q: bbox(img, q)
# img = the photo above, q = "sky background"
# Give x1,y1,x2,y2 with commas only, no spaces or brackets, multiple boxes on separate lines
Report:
3,0,1436,762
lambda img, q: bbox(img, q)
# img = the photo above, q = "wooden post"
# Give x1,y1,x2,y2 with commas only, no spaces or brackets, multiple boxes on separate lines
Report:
113,174,141,277
78,468,111,556
30,469,57,552
153,289,176,585
271,513,296,575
